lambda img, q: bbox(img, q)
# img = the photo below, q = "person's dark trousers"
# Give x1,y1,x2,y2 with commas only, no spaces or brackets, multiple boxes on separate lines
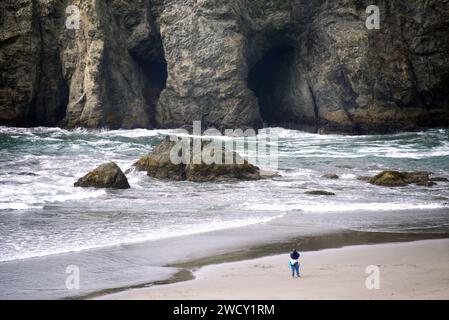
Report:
291,262,300,277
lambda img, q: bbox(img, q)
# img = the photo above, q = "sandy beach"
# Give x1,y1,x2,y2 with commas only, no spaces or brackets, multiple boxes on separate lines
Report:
100,239,449,300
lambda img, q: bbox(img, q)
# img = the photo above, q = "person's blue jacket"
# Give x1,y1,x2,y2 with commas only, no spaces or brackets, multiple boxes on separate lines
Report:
290,250,300,260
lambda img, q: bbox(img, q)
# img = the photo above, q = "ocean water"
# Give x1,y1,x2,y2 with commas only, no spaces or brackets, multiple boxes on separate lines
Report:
0,127,449,263
0,126,448,298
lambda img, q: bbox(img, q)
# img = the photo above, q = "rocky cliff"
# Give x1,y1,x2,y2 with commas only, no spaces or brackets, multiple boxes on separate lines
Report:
1,0,448,133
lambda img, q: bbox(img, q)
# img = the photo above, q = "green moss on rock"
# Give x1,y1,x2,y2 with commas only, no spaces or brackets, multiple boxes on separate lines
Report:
368,170,437,187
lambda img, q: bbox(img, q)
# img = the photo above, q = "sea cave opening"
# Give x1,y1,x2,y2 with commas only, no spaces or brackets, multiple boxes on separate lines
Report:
247,45,296,126
135,57,168,127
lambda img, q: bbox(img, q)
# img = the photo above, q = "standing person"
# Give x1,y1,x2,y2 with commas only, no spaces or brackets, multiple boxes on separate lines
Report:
289,249,300,278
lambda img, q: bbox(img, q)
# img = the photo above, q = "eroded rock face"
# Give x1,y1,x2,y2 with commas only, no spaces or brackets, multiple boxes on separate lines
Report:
155,0,449,133
0,0,68,126
1,1,449,133
75,162,130,189
1,0,165,129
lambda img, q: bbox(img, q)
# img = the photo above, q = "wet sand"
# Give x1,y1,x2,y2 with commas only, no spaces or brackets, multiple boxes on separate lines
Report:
100,239,449,300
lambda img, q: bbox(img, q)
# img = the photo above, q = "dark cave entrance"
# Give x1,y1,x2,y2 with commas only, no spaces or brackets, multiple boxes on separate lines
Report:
247,45,296,126
134,57,168,127
140,60,168,90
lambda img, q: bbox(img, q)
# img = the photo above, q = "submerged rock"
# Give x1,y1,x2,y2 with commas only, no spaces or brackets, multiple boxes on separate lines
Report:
415,181,437,187
322,174,339,180
357,176,372,182
336,165,353,169
432,196,449,201
367,171,437,187
430,177,449,182
305,190,336,196
74,162,130,189
132,136,264,182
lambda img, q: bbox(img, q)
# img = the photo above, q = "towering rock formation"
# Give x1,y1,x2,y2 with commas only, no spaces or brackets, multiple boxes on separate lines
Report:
1,0,448,133
0,0,166,129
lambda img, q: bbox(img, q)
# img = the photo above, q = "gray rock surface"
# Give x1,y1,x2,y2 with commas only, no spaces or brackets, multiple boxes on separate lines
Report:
74,162,130,189
1,1,448,133
132,136,263,182
131,137,186,180
1,0,164,129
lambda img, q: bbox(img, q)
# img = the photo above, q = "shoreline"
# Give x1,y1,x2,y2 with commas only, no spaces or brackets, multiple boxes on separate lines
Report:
99,238,449,300
93,230,449,300
2,208,448,299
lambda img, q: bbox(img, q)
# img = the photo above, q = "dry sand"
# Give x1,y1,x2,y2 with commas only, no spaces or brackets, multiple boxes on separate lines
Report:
100,239,449,300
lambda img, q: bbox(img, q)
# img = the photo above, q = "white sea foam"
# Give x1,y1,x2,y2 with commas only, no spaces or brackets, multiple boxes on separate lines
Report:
44,189,107,204
243,202,447,213
99,128,174,138
0,214,284,262
0,203,43,211
0,179,107,211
